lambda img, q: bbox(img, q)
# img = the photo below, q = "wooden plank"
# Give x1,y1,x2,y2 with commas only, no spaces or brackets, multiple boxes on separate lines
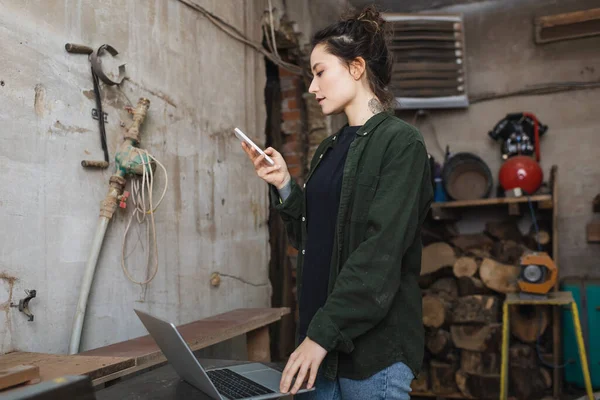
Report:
551,165,561,399
505,291,573,306
83,308,289,385
535,8,600,43
536,8,600,27
247,326,271,363
0,365,39,391
431,194,552,209
81,308,289,365
0,353,133,382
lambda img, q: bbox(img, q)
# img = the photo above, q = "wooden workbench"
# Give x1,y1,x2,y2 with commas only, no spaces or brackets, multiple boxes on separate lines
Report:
82,307,289,385
0,307,289,393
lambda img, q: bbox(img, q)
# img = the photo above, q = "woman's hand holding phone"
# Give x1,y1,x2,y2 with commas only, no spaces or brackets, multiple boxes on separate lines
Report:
242,142,291,190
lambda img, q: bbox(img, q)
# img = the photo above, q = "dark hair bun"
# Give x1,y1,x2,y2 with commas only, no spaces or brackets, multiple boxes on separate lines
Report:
343,5,386,35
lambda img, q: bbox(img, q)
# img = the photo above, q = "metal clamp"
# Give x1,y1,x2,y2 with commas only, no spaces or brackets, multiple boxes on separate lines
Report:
90,44,126,86
10,289,37,322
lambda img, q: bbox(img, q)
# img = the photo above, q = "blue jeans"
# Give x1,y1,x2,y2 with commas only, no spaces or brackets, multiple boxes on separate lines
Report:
296,361,414,400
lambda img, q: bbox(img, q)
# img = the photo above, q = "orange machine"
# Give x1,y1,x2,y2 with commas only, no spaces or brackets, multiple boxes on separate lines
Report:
518,252,558,296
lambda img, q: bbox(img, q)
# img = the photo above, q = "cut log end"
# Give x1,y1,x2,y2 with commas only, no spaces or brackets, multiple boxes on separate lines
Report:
479,257,520,293
423,295,453,328
421,242,457,276
453,256,479,278
450,323,502,352
452,295,500,324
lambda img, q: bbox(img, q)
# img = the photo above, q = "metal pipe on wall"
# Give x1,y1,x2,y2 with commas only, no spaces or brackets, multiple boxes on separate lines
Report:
69,98,151,354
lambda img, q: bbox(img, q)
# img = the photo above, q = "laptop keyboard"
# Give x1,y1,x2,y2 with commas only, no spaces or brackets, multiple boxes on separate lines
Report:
206,368,276,399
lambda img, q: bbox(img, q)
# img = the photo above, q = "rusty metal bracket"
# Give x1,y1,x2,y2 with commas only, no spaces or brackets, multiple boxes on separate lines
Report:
90,44,126,86
65,43,93,55
10,289,37,322
92,108,108,123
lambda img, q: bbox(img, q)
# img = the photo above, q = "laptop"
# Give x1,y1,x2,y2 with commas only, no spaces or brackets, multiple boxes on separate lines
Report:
134,309,314,400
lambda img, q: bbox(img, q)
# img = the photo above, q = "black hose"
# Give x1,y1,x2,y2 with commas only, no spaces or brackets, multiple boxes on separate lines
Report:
91,67,109,163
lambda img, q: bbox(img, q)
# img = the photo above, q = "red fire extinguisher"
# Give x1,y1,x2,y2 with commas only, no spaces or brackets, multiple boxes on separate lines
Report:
489,112,547,195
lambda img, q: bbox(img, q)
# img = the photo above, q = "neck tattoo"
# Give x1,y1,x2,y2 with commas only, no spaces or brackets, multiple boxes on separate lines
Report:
368,98,384,114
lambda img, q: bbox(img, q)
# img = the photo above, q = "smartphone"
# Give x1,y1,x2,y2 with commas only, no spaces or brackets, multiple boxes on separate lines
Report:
234,127,275,166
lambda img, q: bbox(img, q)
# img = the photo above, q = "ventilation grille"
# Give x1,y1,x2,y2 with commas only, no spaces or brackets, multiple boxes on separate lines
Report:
383,14,469,110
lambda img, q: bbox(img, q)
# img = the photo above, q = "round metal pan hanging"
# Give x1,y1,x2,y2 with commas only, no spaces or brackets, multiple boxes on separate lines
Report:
442,152,493,201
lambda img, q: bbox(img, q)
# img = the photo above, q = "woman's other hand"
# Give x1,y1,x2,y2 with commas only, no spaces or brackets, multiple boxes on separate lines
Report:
279,337,327,394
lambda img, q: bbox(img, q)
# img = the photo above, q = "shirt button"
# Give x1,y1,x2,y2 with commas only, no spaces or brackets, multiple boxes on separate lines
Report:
302,216,306,221
303,183,306,188
333,136,337,140
319,154,323,159
302,250,306,255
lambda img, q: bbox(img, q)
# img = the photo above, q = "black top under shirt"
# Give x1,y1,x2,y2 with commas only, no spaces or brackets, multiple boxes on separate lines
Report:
298,124,361,342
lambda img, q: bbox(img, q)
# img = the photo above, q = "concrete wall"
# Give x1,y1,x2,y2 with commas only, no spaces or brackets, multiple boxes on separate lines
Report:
0,0,273,355
282,0,350,48
403,0,600,277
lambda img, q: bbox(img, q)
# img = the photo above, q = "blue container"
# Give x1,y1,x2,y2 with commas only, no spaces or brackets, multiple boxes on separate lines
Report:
561,277,600,389
434,177,447,202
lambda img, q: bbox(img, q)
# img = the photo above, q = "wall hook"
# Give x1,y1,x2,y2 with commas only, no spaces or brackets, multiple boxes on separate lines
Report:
10,289,37,322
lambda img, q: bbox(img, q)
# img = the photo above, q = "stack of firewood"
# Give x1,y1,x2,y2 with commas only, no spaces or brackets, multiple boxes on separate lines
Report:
412,221,553,399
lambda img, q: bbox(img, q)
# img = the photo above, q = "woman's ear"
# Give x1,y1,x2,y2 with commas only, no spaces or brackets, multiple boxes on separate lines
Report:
349,57,366,81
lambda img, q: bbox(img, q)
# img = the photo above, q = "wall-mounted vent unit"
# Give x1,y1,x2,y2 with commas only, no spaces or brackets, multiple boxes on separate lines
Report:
382,14,468,110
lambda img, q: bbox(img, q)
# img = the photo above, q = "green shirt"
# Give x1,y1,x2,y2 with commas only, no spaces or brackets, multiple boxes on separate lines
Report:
270,112,433,380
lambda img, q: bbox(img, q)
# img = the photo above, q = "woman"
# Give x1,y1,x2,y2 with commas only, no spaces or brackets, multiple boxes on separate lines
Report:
242,5,433,400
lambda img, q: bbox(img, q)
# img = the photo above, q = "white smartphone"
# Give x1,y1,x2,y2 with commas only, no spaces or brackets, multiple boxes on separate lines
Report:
234,127,275,166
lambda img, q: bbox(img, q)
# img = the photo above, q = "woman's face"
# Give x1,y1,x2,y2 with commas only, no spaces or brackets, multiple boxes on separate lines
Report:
309,43,358,115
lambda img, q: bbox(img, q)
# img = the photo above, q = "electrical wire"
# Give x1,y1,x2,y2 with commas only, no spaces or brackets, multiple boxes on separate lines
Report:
413,109,445,157
471,80,600,104
177,0,304,76
91,68,109,162
267,0,279,58
121,149,168,287
527,195,570,369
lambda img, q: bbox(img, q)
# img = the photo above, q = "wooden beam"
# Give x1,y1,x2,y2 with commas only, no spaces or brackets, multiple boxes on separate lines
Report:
247,326,271,363
0,353,133,383
431,194,552,209
535,8,600,44
0,365,40,391
84,308,289,385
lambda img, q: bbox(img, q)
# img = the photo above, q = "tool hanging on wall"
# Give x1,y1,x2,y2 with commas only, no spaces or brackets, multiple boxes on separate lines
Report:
489,112,548,195
10,289,37,322
65,43,127,169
